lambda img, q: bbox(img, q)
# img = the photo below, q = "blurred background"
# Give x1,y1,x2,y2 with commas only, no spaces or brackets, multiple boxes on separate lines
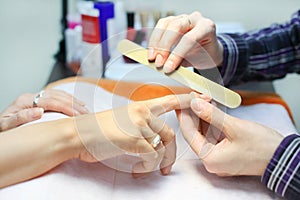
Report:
0,0,299,130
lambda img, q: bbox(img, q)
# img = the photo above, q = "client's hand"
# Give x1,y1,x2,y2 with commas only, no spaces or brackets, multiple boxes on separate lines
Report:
75,93,196,176
177,97,283,176
0,89,89,131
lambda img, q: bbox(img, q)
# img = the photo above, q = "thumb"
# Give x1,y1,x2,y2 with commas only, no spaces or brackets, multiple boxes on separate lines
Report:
147,92,199,117
190,98,235,140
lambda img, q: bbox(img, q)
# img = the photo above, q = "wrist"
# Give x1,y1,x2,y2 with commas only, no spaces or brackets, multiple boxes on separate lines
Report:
48,117,82,161
72,112,119,162
248,132,283,176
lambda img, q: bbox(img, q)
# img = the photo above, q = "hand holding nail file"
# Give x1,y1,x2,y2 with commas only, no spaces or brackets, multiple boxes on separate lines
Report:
117,39,241,108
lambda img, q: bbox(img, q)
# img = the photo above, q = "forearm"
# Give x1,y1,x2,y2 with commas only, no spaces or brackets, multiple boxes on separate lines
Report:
218,10,300,85
0,118,79,188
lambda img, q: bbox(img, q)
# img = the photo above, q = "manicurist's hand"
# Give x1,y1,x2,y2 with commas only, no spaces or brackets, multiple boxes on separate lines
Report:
148,12,224,73
0,89,89,132
76,93,197,176
177,97,283,176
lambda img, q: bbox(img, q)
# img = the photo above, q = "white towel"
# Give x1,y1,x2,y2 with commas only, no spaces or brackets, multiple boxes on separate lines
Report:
1,82,295,200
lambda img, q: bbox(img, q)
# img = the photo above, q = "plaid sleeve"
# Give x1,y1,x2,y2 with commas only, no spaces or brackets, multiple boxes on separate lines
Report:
217,33,248,85
262,134,300,199
217,10,300,86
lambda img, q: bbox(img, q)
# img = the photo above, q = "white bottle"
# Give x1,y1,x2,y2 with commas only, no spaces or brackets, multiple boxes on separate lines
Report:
80,8,103,78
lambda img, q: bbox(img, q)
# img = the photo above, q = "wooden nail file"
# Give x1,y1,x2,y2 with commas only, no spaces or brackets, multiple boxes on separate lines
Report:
117,39,241,108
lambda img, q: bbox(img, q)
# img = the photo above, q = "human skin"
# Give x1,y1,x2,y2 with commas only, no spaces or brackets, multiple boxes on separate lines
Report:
0,93,195,188
148,11,224,73
177,97,283,176
0,89,89,132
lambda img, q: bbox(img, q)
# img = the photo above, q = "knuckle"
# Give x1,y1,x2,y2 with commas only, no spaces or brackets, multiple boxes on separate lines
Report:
16,112,26,124
168,22,182,31
201,111,211,122
191,11,202,18
130,104,150,126
135,118,147,127
132,103,149,115
205,18,216,31
157,16,174,27
164,95,177,110
16,93,31,103
10,93,33,108
136,140,148,151
156,18,168,27
44,99,59,110
166,94,176,102
166,127,176,139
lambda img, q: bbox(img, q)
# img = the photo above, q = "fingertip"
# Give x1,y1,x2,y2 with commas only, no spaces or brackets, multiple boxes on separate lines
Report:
132,172,147,179
30,107,44,119
37,107,44,114
199,94,212,102
163,60,175,74
190,98,206,114
163,53,182,74
155,54,164,67
160,165,172,175
148,47,155,61
73,109,81,116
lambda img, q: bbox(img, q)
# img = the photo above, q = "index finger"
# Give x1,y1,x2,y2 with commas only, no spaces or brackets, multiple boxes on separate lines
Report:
148,16,176,61
145,93,199,117
151,15,193,68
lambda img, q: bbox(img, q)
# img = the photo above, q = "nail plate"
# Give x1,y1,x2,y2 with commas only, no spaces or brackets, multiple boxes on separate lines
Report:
148,48,155,60
155,54,164,67
163,60,174,73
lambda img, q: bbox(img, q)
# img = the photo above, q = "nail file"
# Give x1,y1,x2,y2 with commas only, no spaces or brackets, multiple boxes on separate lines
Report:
117,39,241,108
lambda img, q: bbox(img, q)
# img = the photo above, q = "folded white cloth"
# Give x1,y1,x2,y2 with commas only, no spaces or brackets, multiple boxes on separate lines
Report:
1,82,296,200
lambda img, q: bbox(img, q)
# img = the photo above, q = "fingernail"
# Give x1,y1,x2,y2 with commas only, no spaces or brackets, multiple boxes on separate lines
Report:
164,60,174,73
80,106,90,114
132,173,145,179
148,48,155,60
30,108,44,118
163,60,174,73
161,166,172,175
190,91,200,98
155,54,164,67
191,98,203,112
73,110,80,116
199,94,212,102
75,99,85,106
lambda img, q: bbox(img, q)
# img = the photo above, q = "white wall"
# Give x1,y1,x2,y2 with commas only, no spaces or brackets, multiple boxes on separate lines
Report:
1,0,299,130
122,0,299,30
0,0,60,111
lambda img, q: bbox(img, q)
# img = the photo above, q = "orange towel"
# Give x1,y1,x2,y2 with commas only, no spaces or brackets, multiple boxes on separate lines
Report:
46,76,294,123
